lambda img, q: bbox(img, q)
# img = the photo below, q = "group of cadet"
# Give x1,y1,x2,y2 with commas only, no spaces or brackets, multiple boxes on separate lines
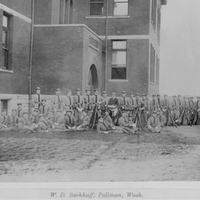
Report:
0,86,200,134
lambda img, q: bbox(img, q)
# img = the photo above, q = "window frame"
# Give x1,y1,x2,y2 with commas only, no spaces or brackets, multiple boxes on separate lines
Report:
111,40,127,80
113,0,129,16
2,12,10,70
89,0,104,16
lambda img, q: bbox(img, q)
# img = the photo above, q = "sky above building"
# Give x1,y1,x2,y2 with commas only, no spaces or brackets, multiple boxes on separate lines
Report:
160,0,200,96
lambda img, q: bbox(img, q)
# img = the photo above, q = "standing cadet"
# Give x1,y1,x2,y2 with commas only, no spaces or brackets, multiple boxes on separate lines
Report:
196,96,200,125
119,91,129,112
134,93,143,129
84,89,93,118
92,89,101,109
144,94,151,123
17,103,23,118
39,99,51,117
181,96,189,125
73,88,84,125
178,95,183,114
64,89,74,112
52,88,64,113
161,94,170,126
157,94,162,110
128,92,136,120
171,95,179,122
150,95,159,114
32,87,42,111
99,91,108,116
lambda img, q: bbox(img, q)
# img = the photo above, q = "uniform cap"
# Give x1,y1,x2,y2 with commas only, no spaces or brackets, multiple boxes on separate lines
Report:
152,94,156,97
153,110,157,113
157,94,161,96
77,88,81,91
103,91,107,94
56,88,60,91
66,109,72,113
36,87,40,90
122,91,126,94
33,109,39,112
42,99,46,101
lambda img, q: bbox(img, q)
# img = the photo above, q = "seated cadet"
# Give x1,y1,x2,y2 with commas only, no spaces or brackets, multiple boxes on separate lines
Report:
0,109,8,130
128,113,137,131
18,112,36,133
97,117,111,134
17,103,24,118
118,111,137,135
30,109,40,130
64,109,77,131
38,114,49,132
157,110,166,128
77,110,90,131
147,111,161,133
52,109,65,131
103,110,114,128
7,109,19,131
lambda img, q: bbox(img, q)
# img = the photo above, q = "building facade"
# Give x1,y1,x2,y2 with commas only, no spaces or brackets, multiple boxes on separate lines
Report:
0,0,31,113
0,0,167,113
33,0,167,96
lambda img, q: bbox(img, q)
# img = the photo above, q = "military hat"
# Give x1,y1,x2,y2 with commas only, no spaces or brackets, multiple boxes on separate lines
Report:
102,91,107,94
33,109,39,112
66,109,72,113
157,94,161,96
17,102,22,105
122,91,126,94
153,110,157,114
77,88,81,91
36,87,40,90
152,94,156,97
56,88,60,91
42,98,46,101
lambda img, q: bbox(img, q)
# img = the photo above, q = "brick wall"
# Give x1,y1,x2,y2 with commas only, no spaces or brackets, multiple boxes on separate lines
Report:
0,12,31,94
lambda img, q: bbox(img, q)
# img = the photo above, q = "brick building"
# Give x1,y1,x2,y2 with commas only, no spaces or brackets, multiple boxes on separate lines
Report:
33,0,167,96
0,0,167,113
0,0,31,113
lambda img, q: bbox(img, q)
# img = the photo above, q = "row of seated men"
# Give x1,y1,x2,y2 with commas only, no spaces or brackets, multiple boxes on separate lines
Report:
32,87,200,127
0,102,165,134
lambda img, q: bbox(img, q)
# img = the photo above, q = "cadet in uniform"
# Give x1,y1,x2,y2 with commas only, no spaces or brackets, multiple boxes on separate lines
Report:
77,110,90,131
32,87,42,111
147,110,161,133
119,91,129,111
181,96,189,125
157,94,162,110
39,99,51,117
0,109,8,130
150,94,159,114
17,103,23,118
84,89,93,118
73,88,84,125
52,88,64,113
7,109,19,130
64,89,74,112
64,109,77,131
99,91,108,116
171,95,179,122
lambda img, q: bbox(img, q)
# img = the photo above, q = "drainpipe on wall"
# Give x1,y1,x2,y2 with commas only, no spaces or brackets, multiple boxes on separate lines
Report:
28,0,35,119
105,0,109,91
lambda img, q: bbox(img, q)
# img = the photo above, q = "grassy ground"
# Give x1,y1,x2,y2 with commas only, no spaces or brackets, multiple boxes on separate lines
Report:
0,127,200,181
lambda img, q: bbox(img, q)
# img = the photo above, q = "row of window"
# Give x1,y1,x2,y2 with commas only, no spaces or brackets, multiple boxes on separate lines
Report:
90,0,129,16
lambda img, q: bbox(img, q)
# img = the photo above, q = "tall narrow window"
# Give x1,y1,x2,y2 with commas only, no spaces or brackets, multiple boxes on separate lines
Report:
114,0,128,16
111,41,127,80
150,44,156,84
90,0,103,16
156,56,160,86
2,13,9,69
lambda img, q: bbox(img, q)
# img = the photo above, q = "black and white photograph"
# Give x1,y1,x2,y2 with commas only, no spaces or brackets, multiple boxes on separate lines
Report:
0,0,200,199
